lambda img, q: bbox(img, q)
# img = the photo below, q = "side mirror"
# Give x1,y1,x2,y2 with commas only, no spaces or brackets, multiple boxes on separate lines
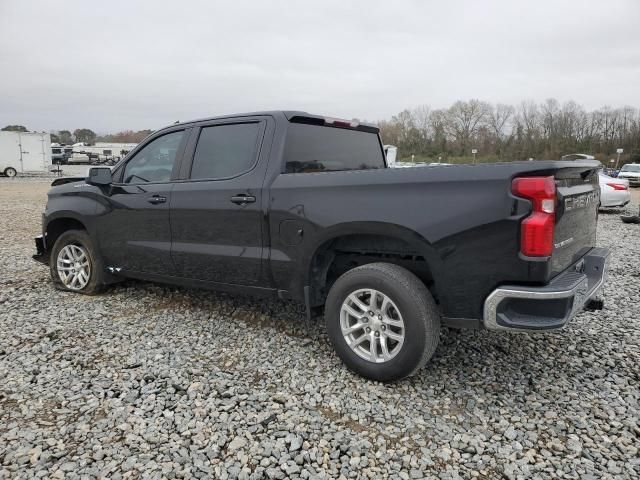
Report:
86,167,112,186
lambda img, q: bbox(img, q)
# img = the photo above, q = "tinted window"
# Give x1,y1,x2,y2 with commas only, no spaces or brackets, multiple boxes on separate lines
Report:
122,131,184,184
190,123,261,180
284,123,384,173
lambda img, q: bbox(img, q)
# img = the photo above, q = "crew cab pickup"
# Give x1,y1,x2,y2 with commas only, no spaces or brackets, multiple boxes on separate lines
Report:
33,111,609,381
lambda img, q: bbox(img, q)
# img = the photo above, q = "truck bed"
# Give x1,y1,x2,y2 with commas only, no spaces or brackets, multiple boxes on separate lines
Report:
268,159,601,321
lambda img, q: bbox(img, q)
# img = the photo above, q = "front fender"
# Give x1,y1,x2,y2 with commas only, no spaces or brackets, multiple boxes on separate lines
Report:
44,188,102,246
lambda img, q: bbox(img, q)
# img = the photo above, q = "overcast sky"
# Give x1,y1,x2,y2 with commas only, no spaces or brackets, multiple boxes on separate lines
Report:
1,0,639,133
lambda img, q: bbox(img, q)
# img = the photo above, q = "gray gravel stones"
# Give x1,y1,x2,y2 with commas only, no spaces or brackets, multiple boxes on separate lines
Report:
0,178,639,479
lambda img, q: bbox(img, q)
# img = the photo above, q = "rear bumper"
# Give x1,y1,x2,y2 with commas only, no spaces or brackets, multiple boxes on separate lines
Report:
483,247,609,332
33,235,48,265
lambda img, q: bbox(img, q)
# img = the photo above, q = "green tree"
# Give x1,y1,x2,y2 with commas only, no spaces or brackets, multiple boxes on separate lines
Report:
96,129,154,143
1,125,28,132
50,132,60,143
58,130,73,144
73,128,97,144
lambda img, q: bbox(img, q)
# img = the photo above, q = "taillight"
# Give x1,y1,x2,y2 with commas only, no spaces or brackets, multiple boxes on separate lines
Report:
512,176,556,257
606,182,628,191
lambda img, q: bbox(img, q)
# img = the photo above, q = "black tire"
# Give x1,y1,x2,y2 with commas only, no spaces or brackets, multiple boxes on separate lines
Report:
4,167,17,177
621,215,640,224
49,229,105,295
325,262,440,381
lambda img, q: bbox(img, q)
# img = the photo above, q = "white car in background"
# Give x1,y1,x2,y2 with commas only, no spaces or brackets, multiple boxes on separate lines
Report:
599,172,630,208
617,163,640,186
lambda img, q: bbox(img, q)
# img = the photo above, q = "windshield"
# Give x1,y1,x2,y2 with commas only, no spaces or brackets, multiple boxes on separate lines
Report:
621,164,640,173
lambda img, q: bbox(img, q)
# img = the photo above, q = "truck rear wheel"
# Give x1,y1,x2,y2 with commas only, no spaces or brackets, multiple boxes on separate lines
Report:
325,262,440,381
4,167,17,177
50,229,105,295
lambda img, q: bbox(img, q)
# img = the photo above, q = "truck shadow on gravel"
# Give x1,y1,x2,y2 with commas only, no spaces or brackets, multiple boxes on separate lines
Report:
109,279,312,338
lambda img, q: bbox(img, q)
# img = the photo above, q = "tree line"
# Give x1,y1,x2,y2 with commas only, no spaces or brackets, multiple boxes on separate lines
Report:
5,99,640,166
49,128,153,145
377,99,640,166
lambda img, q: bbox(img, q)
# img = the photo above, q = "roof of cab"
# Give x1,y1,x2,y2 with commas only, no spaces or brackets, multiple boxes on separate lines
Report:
166,111,379,133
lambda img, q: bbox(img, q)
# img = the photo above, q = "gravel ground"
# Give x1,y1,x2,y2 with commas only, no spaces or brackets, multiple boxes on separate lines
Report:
0,178,638,480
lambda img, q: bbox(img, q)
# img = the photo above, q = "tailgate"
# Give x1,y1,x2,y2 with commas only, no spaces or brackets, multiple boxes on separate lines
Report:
551,166,600,277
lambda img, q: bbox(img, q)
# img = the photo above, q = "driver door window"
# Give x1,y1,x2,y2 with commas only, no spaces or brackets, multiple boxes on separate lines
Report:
122,131,185,184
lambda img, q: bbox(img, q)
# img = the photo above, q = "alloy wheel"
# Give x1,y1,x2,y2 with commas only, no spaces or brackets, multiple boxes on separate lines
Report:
340,288,406,363
56,244,91,290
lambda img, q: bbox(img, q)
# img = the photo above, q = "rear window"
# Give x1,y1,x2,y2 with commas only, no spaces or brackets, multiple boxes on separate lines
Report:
284,123,384,173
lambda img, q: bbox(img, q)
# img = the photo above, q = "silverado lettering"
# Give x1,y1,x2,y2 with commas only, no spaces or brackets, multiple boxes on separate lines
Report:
564,191,600,212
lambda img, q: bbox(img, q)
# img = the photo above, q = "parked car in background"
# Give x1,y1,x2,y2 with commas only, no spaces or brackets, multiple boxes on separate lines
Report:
51,145,73,165
598,172,630,208
617,163,640,186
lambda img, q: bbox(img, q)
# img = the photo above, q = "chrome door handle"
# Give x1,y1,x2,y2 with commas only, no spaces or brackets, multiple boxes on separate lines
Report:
147,195,167,204
230,194,256,205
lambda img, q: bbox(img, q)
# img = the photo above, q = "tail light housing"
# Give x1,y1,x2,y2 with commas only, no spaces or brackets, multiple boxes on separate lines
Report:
606,182,628,191
512,176,556,257
324,117,359,129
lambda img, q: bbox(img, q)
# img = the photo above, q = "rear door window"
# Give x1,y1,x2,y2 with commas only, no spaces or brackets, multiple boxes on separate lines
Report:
283,123,385,173
190,123,262,180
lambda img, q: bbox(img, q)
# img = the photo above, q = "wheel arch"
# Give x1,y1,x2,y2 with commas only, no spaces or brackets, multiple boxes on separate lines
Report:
45,215,88,251
304,222,444,308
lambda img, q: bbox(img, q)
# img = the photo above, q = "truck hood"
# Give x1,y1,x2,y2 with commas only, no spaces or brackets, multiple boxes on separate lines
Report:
51,176,86,186
47,178,98,198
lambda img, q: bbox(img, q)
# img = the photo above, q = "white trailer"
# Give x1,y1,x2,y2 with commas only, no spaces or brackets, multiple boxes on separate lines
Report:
0,131,52,176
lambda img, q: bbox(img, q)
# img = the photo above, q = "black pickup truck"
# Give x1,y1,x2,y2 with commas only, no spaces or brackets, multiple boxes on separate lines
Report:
34,111,609,381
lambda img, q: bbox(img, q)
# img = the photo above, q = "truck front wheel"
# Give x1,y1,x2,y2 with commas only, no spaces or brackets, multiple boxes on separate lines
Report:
50,230,105,295
325,262,440,381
